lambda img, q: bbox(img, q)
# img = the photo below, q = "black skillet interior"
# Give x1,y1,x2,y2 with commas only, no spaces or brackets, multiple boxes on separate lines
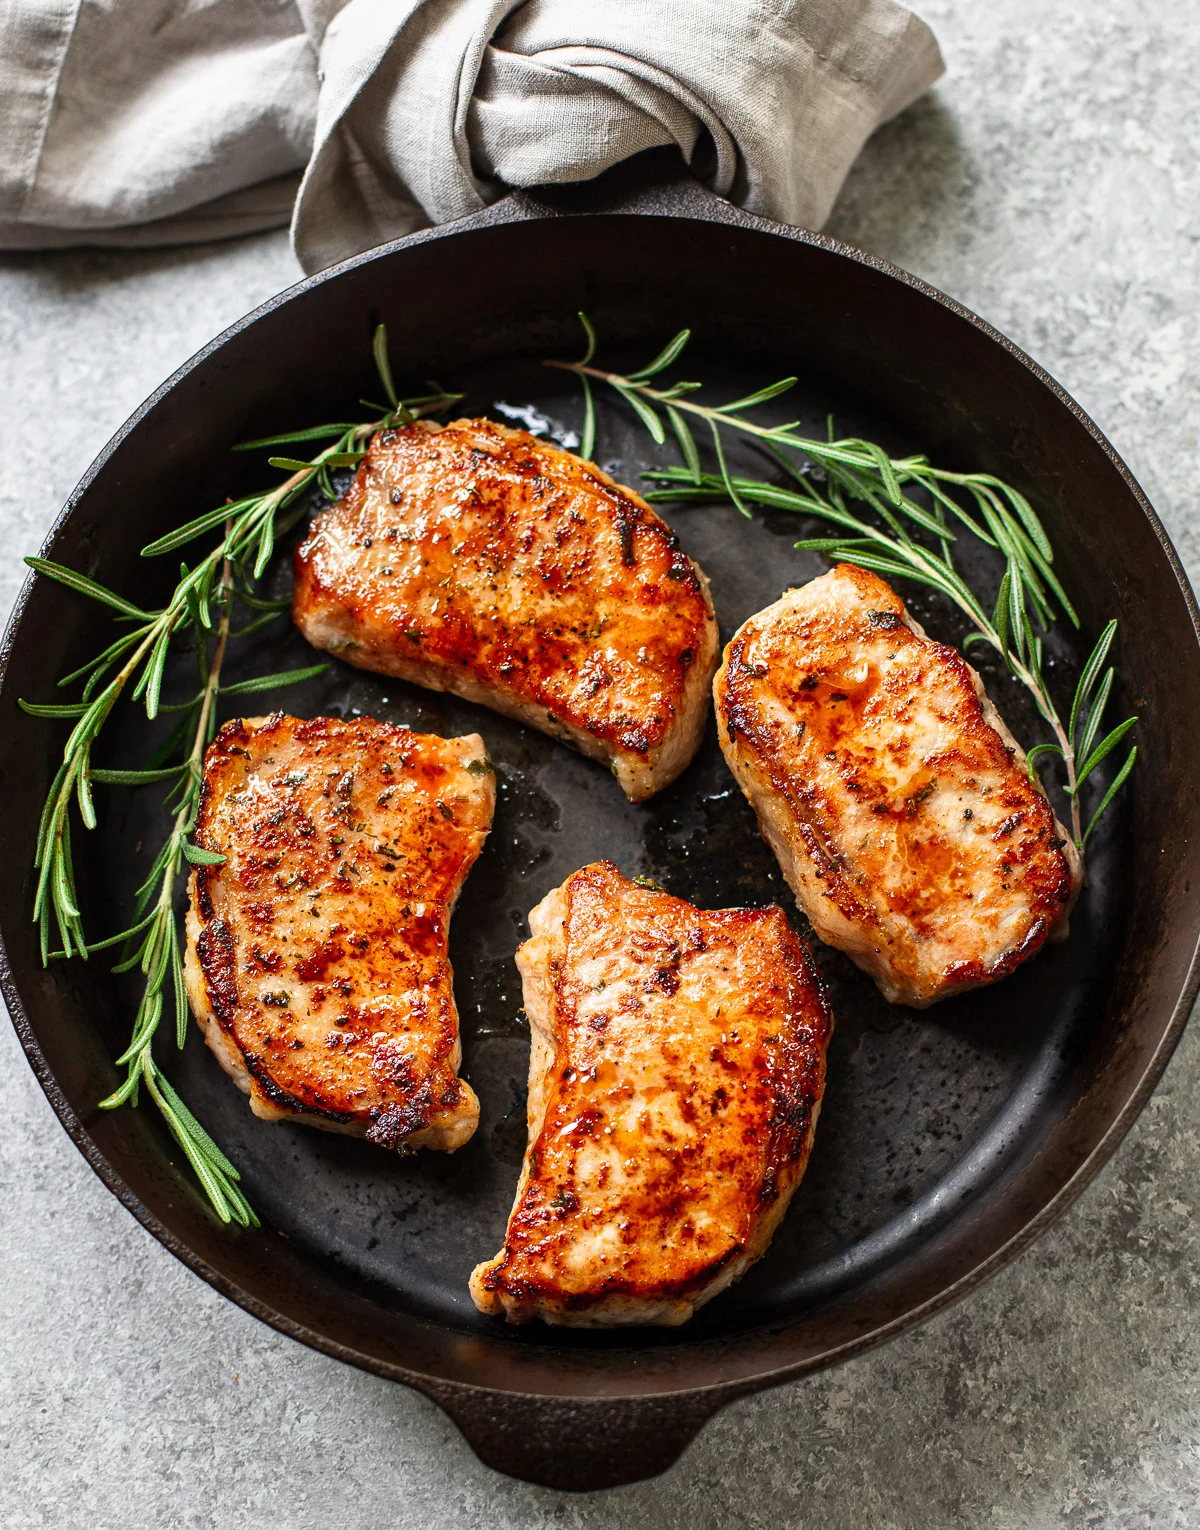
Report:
92,356,1124,1338
3,162,1199,1489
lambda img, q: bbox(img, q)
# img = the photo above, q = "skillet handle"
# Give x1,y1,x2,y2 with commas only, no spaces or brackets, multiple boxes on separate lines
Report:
520,145,745,222
427,1384,730,1490
425,146,759,239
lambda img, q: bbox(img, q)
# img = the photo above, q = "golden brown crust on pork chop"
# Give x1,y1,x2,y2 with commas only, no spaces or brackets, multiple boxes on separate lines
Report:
184,713,493,1151
470,862,832,1326
292,418,718,801
715,564,1081,1008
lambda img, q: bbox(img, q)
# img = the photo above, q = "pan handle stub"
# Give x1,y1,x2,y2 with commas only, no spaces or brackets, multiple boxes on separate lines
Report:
426,1384,730,1490
399,146,763,247
510,146,746,225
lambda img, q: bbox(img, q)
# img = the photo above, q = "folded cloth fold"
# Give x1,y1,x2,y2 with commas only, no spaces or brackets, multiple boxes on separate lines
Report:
0,0,942,273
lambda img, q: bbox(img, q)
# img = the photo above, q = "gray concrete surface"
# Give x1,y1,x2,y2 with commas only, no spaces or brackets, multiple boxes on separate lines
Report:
1,1,1197,1524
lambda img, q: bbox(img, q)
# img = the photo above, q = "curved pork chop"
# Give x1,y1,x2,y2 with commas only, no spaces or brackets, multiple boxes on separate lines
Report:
715,564,1082,1008
292,418,718,801
184,713,494,1151
470,862,832,1326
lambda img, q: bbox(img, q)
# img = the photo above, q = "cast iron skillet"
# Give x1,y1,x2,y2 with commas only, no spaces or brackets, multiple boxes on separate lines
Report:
3,154,1199,1491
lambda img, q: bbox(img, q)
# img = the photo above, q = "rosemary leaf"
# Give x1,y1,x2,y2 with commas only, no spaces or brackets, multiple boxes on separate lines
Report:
576,310,598,366
860,440,903,507
219,662,327,696
720,377,799,413
1069,619,1118,746
1076,668,1115,767
613,383,666,445
665,405,701,485
33,760,68,870
156,1070,247,1184
252,513,276,580
1075,715,1138,789
155,693,205,715
762,441,826,501
579,374,596,463
704,421,746,518
64,681,120,760
141,1062,238,1222
994,480,1054,563
1006,560,1027,665
232,423,359,453
20,699,89,718
114,992,162,1064
51,910,159,958
921,479,996,546
171,927,188,1049
627,329,692,382
141,498,261,557
97,1070,142,1111
993,569,1012,657
818,548,957,597
192,559,215,630
143,623,175,720
25,557,155,620
791,536,880,553
267,456,321,473
89,765,186,784
182,841,226,866
75,754,97,831
1025,741,1063,781
373,321,399,407
1083,747,1137,846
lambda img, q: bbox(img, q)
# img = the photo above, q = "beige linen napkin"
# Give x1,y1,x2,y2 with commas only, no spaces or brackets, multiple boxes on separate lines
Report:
0,0,942,273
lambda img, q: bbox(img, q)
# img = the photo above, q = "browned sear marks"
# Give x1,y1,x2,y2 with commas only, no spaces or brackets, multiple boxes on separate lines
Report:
292,419,718,801
470,862,832,1326
183,713,494,1151
715,564,1082,1007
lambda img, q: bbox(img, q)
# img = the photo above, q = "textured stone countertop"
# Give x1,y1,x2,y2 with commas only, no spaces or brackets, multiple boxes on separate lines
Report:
2,2,1197,1526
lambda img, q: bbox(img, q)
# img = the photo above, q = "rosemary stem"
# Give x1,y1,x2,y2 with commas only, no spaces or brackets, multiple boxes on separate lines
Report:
190,552,234,773
562,350,1097,851
101,552,234,1103
545,360,799,446
548,361,891,468
157,552,234,923
36,615,176,954
1046,701,1082,844
25,329,455,1224
548,360,1060,515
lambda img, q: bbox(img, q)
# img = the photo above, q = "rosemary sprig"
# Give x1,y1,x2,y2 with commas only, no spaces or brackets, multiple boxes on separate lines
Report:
21,327,459,1222
549,318,1136,852
91,546,257,1222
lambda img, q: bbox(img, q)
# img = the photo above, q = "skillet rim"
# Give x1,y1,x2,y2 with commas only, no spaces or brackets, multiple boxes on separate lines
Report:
2,183,1198,1432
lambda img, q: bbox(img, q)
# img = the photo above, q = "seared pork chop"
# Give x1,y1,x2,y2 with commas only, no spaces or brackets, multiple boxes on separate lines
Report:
470,862,832,1326
292,418,718,801
184,713,494,1151
715,564,1082,1008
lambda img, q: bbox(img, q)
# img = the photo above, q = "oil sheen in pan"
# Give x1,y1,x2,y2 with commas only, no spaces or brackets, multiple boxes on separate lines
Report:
92,352,1126,1341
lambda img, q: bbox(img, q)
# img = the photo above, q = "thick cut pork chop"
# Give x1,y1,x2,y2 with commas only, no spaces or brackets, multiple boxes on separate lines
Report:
715,564,1082,1008
184,714,494,1151
470,862,832,1327
292,418,718,801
